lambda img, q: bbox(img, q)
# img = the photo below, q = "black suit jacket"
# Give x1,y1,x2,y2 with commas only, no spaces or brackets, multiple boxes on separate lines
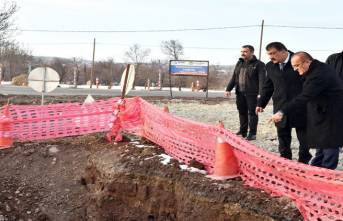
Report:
326,51,343,81
258,51,306,128
282,60,343,148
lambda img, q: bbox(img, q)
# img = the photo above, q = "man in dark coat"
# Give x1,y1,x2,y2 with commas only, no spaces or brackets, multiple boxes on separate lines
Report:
225,45,266,140
271,51,342,170
256,42,312,164
326,51,343,81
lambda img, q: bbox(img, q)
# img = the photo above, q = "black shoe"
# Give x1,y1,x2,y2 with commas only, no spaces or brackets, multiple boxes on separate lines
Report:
246,134,256,140
236,131,247,138
298,154,312,164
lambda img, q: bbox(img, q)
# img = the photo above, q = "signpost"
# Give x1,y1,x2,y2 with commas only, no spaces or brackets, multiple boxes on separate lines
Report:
28,67,60,105
0,64,2,85
120,64,135,98
169,60,209,98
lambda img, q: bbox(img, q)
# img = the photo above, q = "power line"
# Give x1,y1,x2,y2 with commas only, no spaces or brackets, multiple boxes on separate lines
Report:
9,24,343,33
266,25,343,30
20,41,339,52
22,42,242,50
9,25,259,33
25,42,92,45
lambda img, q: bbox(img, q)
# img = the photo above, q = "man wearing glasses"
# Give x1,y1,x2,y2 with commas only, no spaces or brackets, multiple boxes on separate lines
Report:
271,52,342,169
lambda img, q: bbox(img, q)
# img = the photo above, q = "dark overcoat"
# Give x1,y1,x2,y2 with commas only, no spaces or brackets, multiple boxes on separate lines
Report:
282,60,343,148
258,51,306,128
326,51,343,81
226,55,266,95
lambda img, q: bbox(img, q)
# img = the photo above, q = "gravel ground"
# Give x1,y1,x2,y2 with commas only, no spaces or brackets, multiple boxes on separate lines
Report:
154,98,343,170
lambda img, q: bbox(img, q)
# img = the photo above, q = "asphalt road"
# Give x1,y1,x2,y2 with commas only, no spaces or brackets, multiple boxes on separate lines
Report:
0,85,227,99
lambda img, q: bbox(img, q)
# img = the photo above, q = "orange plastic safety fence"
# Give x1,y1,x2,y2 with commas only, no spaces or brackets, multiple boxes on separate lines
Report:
139,98,217,172
1,98,119,141
112,97,343,221
215,127,343,221
1,97,342,221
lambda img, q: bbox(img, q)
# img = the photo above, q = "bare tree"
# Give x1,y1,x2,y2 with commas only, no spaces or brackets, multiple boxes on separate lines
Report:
0,41,31,80
124,44,150,88
50,58,69,83
0,1,17,42
161,40,184,60
125,44,150,65
94,59,113,86
161,40,184,90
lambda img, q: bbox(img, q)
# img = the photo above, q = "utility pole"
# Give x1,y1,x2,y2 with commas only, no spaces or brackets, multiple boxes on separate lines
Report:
90,38,96,88
158,59,162,90
83,64,87,85
0,64,2,84
28,63,32,74
73,57,77,88
258,19,265,60
110,59,113,88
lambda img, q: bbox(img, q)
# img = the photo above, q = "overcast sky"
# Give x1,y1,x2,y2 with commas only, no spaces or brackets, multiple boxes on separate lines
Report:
11,0,343,65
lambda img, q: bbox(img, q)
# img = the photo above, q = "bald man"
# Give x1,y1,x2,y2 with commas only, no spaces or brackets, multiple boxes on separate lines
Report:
271,51,343,170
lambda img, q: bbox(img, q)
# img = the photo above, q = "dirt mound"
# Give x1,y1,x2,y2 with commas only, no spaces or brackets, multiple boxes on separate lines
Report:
0,135,94,220
0,95,303,220
0,133,302,221
84,137,302,221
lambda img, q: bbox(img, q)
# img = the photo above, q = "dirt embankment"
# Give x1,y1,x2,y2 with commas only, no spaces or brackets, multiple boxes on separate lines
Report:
84,137,302,221
0,95,302,221
0,134,302,221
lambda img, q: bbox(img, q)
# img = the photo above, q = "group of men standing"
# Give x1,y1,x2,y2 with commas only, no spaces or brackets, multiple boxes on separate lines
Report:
225,42,343,170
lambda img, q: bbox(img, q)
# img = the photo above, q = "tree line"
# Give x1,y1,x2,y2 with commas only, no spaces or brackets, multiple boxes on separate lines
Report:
0,1,232,89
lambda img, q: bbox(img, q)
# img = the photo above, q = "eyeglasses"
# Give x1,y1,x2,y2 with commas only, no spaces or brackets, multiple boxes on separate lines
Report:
292,62,303,71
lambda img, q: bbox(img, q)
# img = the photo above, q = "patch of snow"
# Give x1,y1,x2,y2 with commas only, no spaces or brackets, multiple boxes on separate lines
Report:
179,164,207,175
159,154,172,165
135,144,146,148
179,165,188,170
1,81,12,85
48,145,59,154
144,156,156,160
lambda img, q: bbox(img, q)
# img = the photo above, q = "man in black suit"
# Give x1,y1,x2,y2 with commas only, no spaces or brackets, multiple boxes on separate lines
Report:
326,51,343,81
271,52,342,169
256,42,312,164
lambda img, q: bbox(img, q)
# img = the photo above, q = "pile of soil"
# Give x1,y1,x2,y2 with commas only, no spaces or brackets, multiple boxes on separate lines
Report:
0,95,303,221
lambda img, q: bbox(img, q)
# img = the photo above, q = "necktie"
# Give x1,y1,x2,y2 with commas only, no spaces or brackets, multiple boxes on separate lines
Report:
280,63,285,71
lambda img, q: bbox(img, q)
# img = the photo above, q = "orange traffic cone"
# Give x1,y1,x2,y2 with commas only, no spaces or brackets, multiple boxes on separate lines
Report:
163,105,169,113
207,137,240,180
0,106,13,149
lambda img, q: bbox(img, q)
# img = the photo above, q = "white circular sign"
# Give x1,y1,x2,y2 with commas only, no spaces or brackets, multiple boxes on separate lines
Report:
28,67,60,93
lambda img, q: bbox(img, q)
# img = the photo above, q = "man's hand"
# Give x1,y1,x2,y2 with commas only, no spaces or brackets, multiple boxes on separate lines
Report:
224,91,231,97
255,106,264,114
270,111,284,123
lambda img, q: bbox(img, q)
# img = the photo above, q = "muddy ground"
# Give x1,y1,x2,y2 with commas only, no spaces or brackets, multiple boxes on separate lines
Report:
0,95,303,221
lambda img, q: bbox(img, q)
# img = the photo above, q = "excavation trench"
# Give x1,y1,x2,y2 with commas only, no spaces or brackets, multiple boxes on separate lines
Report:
83,138,302,221
0,96,303,221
